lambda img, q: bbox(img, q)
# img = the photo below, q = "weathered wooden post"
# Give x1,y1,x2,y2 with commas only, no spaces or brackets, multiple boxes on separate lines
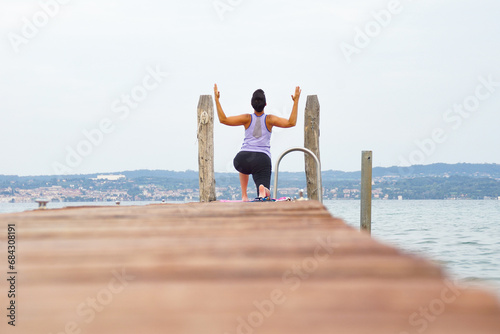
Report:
361,151,372,234
304,95,321,201
197,95,216,202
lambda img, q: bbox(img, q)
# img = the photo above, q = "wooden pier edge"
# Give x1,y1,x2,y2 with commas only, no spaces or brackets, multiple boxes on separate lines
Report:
1,201,499,334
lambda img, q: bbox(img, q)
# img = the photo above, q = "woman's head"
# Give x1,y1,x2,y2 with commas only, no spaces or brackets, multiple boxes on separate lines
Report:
251,89,266,113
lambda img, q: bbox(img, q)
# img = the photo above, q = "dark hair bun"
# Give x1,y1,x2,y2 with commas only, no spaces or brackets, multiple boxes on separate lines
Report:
251,89,266,113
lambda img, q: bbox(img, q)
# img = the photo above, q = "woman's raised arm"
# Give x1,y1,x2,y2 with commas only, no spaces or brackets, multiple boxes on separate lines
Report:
214,84,251,127
268,86,301,129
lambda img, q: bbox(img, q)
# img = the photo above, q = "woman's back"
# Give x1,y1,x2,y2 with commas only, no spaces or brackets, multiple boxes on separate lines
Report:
241,113,272,159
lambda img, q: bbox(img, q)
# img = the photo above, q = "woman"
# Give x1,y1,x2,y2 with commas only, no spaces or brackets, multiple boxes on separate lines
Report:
214,84,301,201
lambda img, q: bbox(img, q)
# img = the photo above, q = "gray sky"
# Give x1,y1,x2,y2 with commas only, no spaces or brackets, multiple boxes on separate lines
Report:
1,0,499,176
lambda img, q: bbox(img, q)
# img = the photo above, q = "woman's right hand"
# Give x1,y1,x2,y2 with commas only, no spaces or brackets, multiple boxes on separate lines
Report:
291,86,301,102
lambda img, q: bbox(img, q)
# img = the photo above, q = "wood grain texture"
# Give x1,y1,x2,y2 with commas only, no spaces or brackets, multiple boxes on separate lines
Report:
304,95,321,201
1,201,499,334
197,95,216,202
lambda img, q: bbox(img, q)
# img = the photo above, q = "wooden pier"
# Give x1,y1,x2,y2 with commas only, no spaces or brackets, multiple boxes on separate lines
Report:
1,201,500,333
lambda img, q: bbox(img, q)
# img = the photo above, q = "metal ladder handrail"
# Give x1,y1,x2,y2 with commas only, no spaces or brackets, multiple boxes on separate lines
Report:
272,147,322,203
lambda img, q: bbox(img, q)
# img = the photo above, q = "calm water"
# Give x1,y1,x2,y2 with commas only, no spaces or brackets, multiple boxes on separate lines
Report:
1,200,499,298
324,200,500,298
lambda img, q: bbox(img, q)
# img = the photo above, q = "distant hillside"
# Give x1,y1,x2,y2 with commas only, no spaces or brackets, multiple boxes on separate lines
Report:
322,163,500,180
374,163,500,179
1,163,500,182
2,163,500,201
376,175,500,200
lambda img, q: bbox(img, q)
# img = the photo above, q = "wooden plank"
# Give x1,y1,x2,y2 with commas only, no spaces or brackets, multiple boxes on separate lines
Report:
1,201,499,334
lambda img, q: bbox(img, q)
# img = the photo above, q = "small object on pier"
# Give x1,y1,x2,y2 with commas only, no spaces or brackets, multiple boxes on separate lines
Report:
35,198,50,209
115,201,121,206
162,199,166,203
297,189,307,201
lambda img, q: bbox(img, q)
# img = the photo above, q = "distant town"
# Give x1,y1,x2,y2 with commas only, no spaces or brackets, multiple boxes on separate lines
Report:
1,163,500,203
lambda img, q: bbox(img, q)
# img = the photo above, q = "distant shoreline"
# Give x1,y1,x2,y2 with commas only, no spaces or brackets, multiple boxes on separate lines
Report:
1,163,500,201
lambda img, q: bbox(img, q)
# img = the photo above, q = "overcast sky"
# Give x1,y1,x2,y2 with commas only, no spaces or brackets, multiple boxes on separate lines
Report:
1,0,499,176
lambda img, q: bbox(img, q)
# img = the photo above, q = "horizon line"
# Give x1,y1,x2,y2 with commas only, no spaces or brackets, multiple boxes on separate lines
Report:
2,162,500,178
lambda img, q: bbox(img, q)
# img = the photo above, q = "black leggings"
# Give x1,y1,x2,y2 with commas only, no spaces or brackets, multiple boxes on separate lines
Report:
233,151,272,196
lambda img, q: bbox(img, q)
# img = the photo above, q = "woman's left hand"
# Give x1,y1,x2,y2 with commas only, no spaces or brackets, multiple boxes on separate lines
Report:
214,84,221,100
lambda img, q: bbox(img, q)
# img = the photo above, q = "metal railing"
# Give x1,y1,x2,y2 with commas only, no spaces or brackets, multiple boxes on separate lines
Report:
272,147,322,203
